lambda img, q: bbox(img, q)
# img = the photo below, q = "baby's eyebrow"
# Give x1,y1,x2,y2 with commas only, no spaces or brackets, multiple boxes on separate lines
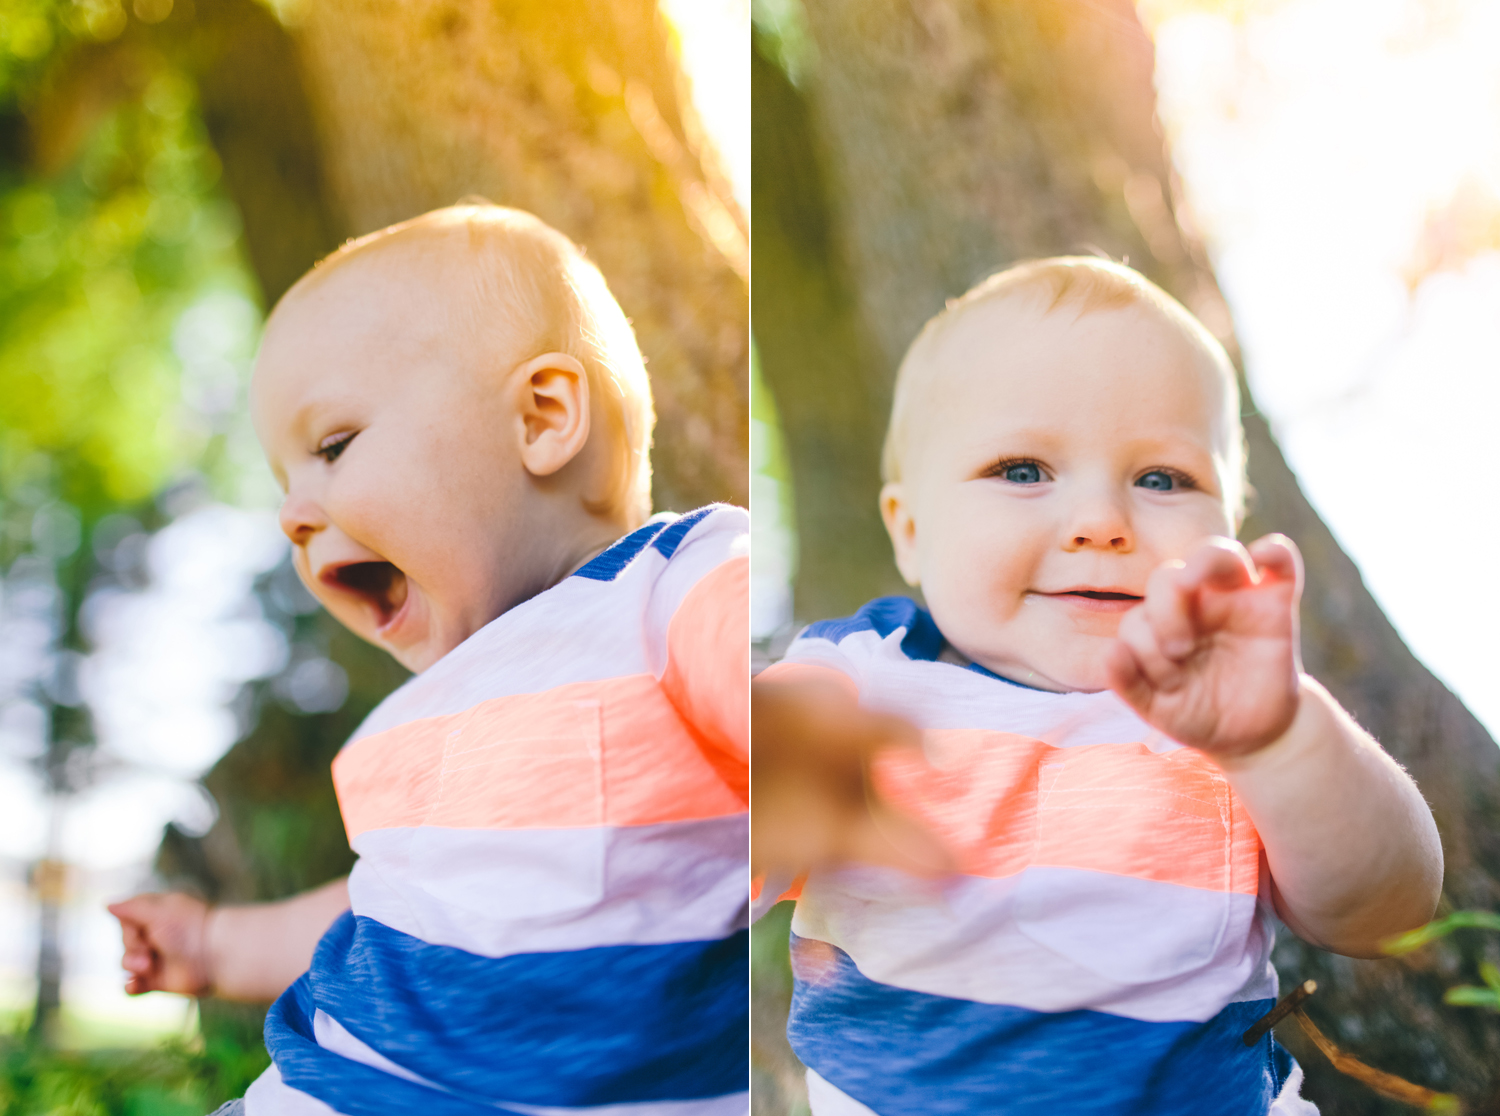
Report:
282,392,346,446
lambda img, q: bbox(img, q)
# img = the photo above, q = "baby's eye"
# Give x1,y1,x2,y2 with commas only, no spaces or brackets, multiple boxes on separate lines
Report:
317,432,355,463
1136,469,1190,492
1001,461,1045,485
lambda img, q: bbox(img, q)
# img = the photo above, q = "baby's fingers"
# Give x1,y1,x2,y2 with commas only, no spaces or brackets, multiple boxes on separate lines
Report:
1147,539,1256,658
1180,536,1258,594
1113,603,1185,691
1142,560,1195,660
1105,634,1153,715
1246,534,1303,596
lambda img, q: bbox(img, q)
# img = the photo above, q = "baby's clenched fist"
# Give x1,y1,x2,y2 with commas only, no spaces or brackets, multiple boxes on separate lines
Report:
1107,533,1303,759
108,891,214,997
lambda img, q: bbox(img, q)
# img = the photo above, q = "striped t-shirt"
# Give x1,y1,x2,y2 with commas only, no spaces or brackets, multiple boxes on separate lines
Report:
761,597,1316,1116
246,506,750,1116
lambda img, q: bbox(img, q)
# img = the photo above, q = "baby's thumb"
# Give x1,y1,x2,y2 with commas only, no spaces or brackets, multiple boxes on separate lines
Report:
847,804,954,878
107,896,158,928
1105,639,1152,715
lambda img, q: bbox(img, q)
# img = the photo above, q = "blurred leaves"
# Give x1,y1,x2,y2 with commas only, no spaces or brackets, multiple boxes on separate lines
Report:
1,1,256,532
0,1027,269,1115
1383,910,1500,955
1443,963,1500,1012
1382,909,1500,1019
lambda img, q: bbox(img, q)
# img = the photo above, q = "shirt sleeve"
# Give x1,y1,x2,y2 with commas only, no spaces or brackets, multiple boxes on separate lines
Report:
660,553,749,776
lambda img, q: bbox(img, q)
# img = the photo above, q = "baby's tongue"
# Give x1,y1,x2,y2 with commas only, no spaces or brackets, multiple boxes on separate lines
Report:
386,570,408,614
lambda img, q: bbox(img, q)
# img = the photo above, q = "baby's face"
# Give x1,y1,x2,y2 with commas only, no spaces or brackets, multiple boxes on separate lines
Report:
251,247,579,673
885,298,1239,692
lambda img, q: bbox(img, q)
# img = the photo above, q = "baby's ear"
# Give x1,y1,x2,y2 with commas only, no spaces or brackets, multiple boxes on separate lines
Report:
512,352,591,478
879,483,922,587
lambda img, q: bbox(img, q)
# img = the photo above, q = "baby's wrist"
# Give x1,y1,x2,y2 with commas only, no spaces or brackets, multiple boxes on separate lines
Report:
1213,673,1322,774
199,902,224,997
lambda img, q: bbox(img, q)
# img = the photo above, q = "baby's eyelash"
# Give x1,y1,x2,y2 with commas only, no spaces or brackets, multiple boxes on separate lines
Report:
316,432,356,463
1139,466,1199,490
982,456,1048,479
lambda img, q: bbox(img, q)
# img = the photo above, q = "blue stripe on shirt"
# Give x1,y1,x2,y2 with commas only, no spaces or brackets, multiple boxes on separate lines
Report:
802,596,944,661
573,521,670,581
787,934,1291,1116
267,913,748,1114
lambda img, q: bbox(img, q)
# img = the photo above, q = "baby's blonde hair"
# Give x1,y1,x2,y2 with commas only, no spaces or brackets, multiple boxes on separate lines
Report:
303,203,655,527
883,257,1245,514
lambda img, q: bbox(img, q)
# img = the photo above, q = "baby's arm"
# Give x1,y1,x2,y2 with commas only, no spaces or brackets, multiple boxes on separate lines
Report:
1107,535,1442,958
109,876,350,1001
753,673,947,875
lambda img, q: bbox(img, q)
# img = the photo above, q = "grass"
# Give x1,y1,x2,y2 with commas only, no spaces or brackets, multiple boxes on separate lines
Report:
0,1029,268,1116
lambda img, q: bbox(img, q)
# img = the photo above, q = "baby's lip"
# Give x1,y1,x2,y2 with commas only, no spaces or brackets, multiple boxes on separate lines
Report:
319,559,411,630
1036,588,1143,612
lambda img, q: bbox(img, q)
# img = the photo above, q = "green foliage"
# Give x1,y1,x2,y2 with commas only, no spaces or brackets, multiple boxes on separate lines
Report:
0,1029,269,1116
1442,961,1500,1013
1,0,287,1087
1384,909,1500,1017
1382,910,1500,955
749,0,813,86
0,0,116,102
0,48,252,526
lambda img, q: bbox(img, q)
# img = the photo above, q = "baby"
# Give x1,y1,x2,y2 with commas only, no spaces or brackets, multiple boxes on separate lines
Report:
755,258,1442,1115
110,204,749,1115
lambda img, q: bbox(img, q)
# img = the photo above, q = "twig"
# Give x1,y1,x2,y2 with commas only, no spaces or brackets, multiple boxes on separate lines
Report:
1292,1008,1463,1114
1243,980,1317,1047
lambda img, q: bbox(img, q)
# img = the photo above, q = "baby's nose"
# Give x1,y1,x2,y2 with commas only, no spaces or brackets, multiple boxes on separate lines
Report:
1072,532,1130,551
278,492,328,545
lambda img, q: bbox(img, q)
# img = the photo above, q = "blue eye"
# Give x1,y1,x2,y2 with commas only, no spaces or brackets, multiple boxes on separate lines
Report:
1002,462,1044,484
1136,470,1178,492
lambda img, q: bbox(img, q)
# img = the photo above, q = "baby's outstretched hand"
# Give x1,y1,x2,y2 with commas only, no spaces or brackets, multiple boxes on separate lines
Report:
1106,534,1303,759
753,675,950,875
107,892,213,997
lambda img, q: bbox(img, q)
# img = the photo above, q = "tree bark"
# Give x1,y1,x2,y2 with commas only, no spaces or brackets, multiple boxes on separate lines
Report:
751,39,904,624
180,0,347,308
753,0,1500,1110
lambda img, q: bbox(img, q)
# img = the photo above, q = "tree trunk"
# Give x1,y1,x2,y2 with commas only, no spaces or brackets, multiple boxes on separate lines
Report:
753,1,1500,1111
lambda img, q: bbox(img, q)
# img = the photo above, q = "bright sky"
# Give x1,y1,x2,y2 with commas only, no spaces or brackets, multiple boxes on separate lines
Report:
662,0,750,211
1145,0,1500,739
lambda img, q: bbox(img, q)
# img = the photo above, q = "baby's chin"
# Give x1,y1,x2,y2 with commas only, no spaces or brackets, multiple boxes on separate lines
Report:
356,591,455,674
960,643,1118,695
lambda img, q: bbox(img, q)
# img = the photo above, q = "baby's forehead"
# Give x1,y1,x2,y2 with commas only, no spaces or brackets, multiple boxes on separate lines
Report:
926,294,1232,405
253,237,514,417
277,227,477,316
896,294,1239,466
262,232,534,374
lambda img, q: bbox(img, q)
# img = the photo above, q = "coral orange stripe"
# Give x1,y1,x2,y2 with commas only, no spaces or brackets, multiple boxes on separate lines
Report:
750,873,807,904
874,732,1261,895
662,556,749,766
333,674,747,841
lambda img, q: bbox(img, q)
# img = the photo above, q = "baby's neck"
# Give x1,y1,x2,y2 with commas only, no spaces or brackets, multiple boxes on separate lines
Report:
938,641,1071,694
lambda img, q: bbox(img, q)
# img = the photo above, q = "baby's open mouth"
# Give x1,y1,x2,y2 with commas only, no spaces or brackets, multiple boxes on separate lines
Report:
1063,591,1141,602
326,561,409,628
